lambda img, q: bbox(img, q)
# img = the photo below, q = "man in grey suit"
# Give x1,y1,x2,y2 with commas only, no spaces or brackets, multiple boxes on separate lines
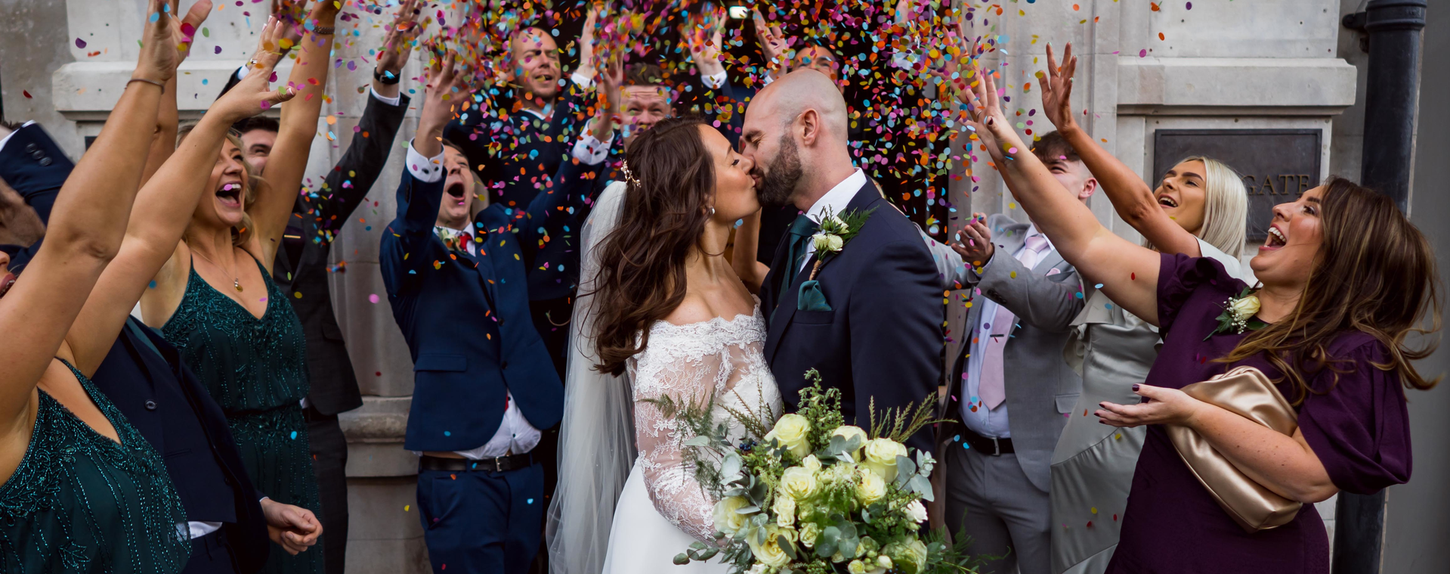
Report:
936,133,1096,574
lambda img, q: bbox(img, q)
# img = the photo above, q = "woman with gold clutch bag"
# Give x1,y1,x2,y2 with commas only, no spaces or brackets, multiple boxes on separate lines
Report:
956,56,1436,574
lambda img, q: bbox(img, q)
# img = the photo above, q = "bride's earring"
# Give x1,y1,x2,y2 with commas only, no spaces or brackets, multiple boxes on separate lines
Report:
708,206,716,216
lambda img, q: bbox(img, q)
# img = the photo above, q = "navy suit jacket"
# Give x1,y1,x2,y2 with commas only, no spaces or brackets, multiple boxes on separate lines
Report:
93,319,271,573
759,181,943,454
0,122,73,269
379,166,565,452
523,147,615,301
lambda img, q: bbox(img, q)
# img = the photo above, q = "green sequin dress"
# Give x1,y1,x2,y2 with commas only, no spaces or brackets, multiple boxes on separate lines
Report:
162,257,324,574
0,360,191,573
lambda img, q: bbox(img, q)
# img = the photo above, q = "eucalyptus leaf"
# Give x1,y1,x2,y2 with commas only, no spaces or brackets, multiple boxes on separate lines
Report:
683,435,711,447
673,553,690,565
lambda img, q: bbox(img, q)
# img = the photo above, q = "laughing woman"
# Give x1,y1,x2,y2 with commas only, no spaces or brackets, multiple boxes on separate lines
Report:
139,3,339,573
1032,44,1250,574
959,59,1434,574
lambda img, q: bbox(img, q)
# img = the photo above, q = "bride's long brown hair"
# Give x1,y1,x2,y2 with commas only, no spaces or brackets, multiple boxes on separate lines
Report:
592,116,716,376
1219,177,1441,404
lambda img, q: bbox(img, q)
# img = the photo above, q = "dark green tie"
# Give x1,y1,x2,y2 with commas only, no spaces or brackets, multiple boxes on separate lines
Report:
779,214,818,298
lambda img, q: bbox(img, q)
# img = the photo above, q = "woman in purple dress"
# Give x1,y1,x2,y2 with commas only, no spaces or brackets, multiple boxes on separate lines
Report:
956,60,1435,573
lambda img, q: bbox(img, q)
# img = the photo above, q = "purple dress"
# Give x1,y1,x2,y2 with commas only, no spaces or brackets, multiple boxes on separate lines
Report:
1105,254,1413,574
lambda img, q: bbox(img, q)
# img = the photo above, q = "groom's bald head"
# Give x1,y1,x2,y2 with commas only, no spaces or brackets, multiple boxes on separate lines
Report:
740,69,857,211
751,70,850,142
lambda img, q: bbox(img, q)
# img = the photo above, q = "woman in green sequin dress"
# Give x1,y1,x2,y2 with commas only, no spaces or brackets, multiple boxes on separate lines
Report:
0,3,199,571
140,3,342,572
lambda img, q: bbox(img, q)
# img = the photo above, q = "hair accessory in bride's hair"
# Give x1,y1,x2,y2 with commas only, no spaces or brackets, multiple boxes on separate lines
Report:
620,161,641,187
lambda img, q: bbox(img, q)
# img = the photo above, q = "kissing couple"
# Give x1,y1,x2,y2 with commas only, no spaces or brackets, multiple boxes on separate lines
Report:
546,69,944,574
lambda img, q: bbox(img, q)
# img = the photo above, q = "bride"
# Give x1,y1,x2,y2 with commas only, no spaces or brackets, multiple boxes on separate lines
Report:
545,116,782,573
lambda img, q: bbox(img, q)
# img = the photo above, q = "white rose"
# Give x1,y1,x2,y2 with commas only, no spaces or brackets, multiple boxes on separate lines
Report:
714,496,751,536
747,565,770,574
800,454,822,473
747,526,795,569
799,522,820,548
878,555,894,570
903,499,928,523
848,560,868,574
779,466,819,501
765,414,813,459
862,438,908,483
1229,294,1261,322
831,216,849,233
773,494,797,528
831,425,869,460
856,467,887,505
885,539,929,574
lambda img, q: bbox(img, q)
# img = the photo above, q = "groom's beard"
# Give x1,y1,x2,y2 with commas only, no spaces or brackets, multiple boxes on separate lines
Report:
755,134,803,209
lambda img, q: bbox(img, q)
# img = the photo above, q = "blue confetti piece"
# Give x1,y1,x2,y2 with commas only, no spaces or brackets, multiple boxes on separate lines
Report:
1094,283,1104,288
149,12,160,22
444,431,451,436
148,280,157,289
290,431,298,440
527,498,535,504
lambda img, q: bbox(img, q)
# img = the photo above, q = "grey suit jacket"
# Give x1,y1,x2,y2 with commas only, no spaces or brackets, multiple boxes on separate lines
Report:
939,214,1085,492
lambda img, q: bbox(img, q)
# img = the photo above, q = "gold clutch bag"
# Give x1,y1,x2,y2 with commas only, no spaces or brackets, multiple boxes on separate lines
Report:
1165,366,1302,533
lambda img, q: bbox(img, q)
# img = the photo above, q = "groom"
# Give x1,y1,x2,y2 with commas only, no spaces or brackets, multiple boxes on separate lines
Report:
741,70,942,453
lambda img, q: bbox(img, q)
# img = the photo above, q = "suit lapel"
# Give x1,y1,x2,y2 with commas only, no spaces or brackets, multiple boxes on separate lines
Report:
765,181,877,365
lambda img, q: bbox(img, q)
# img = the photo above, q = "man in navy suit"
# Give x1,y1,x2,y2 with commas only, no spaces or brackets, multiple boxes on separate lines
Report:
380,57,565,574
740,70,942,454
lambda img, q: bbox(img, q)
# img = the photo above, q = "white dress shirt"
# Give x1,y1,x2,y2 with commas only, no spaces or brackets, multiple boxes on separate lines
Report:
800,168,869,272
960,224,1054,438
405,142,541,460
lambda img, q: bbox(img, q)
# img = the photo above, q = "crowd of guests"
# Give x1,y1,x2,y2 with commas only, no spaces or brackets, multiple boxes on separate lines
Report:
0,2,1438,574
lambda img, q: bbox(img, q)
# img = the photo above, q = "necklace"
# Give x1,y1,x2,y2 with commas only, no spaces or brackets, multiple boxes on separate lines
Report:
193,247,243,292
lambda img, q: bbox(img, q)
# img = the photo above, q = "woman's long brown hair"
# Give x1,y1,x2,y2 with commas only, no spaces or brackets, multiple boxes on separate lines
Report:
591,116,715,376
1219,177,1442,404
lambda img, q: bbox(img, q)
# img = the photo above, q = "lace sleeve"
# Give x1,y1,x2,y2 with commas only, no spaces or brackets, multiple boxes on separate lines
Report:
631,346,728,543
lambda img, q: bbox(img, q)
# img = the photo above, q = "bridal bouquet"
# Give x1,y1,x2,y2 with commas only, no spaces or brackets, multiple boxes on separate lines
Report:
654,370,980,574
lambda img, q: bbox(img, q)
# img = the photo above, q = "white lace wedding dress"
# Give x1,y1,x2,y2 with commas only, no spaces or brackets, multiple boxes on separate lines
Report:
601,305,783,573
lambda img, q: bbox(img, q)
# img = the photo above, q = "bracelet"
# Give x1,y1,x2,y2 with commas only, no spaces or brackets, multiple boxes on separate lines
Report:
313,26,336,35
127,77,166,93
373,67,401,85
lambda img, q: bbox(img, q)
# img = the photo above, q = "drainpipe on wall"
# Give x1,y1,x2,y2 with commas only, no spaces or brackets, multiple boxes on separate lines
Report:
1335,2,1426,574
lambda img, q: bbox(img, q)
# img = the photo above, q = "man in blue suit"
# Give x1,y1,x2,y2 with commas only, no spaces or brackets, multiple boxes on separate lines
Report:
379,57,565,574
740,70,943,454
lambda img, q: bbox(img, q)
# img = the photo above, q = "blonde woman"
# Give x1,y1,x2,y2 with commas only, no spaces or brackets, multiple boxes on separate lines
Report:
1035,44,1249,574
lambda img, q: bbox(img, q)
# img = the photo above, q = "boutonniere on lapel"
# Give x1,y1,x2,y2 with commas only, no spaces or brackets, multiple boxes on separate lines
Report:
796,207,875,312
1206,287,1267,340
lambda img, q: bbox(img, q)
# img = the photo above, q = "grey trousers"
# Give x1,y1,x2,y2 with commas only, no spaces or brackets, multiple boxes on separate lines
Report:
945,444,1052,574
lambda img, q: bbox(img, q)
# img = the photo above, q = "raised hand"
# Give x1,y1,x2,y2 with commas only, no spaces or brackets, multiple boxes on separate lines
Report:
960,58,1015,159
684,6,726,77
415,48,466,157
377,0,421,80
576,5,600,79
949,212,995,267
269,0,306,53
1040,43,1079,132
137,0,212,83
753,8,792,75
213,16,299,122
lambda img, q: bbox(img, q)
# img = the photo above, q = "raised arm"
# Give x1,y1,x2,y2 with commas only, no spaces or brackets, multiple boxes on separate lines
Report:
1040,43,1200,257
962,58,1163,325
731,209,769,293
305,0,417,240
65,23,296,377
248,0,339,271
0,0,176,420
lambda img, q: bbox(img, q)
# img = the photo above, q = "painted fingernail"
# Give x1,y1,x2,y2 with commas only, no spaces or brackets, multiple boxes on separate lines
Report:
1132,384,1140,392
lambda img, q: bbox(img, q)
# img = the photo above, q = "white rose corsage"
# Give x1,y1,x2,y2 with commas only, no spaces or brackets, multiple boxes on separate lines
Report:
805,207,875,280
1207,287,1266,340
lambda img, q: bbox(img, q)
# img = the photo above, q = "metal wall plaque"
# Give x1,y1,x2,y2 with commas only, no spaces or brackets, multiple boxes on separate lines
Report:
1152,129,1321,242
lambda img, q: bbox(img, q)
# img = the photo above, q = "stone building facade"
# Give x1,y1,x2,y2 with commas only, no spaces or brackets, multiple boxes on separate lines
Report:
2,1,1446,572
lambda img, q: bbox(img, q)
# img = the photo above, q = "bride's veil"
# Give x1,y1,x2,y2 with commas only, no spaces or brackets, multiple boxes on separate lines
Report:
546,180,636,574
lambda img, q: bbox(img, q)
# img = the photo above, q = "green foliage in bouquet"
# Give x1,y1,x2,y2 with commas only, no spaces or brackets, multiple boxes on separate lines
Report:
662,369,982,574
